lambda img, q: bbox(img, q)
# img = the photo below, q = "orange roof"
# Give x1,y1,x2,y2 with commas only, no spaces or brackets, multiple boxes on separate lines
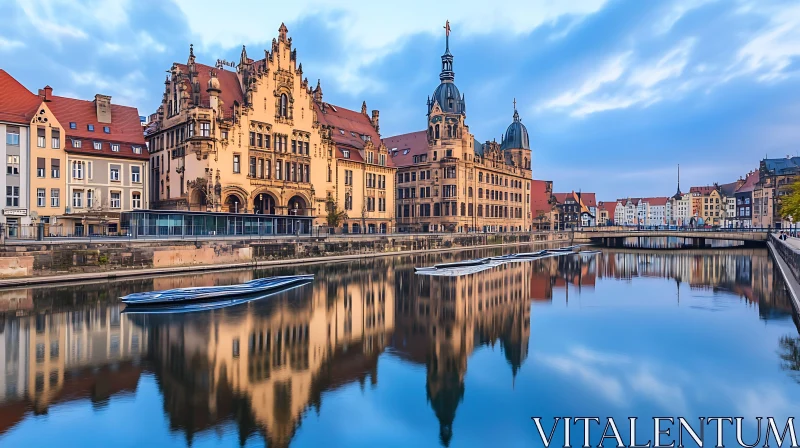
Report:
0,70,40,125
46,94,147,161
384,130,428,167
314,101,391,166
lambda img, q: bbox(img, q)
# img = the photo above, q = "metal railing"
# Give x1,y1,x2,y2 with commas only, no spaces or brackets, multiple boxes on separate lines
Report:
771,233,800,283
0,223,567,244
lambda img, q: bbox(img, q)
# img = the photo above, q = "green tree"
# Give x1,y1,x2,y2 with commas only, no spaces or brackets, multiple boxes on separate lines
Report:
780,179,800,222
325,197,348,228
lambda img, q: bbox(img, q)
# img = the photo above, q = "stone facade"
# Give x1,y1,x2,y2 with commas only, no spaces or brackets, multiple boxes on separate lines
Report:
146,24,396,231
384,25,532,233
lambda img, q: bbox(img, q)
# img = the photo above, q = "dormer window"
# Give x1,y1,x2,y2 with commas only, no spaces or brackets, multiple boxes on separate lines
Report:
111,144,120,152
339,129,345,135
87,124,94,132
72,139,82,148
93,141,102,150
132,146,142,154
342,149,350,158
403,149,409,155
350,131,356,137
103,126,110,134
69,122,77,129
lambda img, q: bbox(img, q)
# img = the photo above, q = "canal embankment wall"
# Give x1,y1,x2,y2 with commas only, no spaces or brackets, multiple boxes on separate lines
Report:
767,234,800,318
0,231,574,286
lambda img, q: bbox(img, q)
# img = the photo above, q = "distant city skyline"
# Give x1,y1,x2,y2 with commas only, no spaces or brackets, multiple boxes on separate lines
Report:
1,0,799,198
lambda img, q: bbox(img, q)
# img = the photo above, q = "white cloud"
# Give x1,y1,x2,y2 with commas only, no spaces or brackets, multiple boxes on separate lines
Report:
13,0,134,45
541,39,695,117
732,4,800,82
98,31,167,58
628,39,694,88
0,37,24,51
655,0,719,34
172,0,610,95
543,52,631,110
67,70,147,111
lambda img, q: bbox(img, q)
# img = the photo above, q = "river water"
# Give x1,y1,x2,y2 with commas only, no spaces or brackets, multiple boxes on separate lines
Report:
0,247,798,447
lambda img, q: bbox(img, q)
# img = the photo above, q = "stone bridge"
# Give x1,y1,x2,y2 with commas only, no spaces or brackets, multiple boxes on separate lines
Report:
574,229,768,248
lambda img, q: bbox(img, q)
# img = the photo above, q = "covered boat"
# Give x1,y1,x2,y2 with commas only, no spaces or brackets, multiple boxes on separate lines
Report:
414,258,490,272
121,274,314,305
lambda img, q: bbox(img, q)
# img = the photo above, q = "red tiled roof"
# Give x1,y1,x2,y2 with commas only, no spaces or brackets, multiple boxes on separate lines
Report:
174,63,243,119
530,180,552,217
736,171,759,193
313,101,392,166
553,192,571,204
643,196,669,206
0,70,40,125
689,186,716,195
45,94,147,160
581,192,596,208
383,130,428,167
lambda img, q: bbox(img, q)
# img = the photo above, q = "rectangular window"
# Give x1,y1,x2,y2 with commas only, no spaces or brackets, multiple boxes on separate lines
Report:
72,139,82,148
292,140,297,153
233,155,240,173
72,161,83,179
257,159,264,178
6,155,19,175
51,159,60,178
87,124,94,132
249,156,256,177
131,166,141,183
132,192,141,209
188,122,195,137
103,126,110,134
51,129,60,148
266,160,271,179
276,160,282,180
69,122,77,129
93,141,102,150
6,186,19,207
72,190,83,208
264,134,271,149
304,141,309,155
51,189,59,207
37,188,45,207
111,143,120,152
37,158,46,177
37,127,45,148
110,165,120,181
87,190,93,208
250,132,256,146
6,128,20,145
342,149,350,159
200,122,210,137
110,192,120,208
132,146,142,154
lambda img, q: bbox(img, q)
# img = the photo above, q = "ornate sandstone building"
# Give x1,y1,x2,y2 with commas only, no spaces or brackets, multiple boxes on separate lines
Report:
384,23,532,233
145,24,395,232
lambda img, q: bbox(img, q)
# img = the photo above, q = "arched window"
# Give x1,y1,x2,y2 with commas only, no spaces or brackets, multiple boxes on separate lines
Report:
461,203,466,216
468,187,473,197
428,126,433,137
434,124,440,139
447,125,452,138
468,204,474,216
453,124,458,138
279,93,288,118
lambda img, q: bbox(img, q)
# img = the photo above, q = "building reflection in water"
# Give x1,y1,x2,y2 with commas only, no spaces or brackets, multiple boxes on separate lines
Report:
0,248,791,447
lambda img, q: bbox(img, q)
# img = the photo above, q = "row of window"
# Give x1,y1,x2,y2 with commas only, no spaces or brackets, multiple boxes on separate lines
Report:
65,189,140,209
365,173,386,189
68,122,111,133
398,202,525,219
69,161,140,182
235,155,310,183
397,186,526,202
341,193,387,212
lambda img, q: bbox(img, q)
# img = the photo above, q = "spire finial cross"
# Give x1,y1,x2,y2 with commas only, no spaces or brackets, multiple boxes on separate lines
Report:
513,98,516,111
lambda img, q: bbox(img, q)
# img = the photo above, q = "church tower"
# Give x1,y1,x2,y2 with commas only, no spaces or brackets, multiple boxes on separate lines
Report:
500,99,532,172
426,21,471,162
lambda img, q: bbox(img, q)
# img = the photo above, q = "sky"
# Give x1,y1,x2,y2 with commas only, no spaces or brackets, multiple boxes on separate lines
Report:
2,0,800,200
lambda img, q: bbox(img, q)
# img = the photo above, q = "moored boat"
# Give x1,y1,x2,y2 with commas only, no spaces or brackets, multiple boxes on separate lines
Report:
433,258,490,269
121,274,314,305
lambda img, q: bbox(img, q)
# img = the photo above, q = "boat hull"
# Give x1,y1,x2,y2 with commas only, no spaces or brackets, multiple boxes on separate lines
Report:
432,258,489,269
121,274,314,305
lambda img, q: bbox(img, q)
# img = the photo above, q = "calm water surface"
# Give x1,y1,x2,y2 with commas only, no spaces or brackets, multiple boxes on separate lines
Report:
0,247,798,447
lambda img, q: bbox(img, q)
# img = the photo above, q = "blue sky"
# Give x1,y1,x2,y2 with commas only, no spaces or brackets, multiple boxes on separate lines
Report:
2,0,800,200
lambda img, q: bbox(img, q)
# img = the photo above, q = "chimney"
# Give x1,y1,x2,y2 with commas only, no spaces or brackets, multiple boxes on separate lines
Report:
371,109,380,134
94,94,112,124
38,86,53,102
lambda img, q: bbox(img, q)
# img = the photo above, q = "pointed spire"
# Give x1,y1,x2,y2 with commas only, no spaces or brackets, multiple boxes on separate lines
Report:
279,22,288,41
439,20,455,82
240,45,248,66
189,43,194,58
361,101,367,115
298,62,303,74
